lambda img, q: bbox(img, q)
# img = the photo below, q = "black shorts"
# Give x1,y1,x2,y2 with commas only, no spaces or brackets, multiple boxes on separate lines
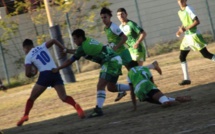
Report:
145,89,161,104
36,71,64,87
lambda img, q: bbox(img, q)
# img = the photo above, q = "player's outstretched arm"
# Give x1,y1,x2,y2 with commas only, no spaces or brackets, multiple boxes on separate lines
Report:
130,84,137,111
45,39,67,50
66,49,77,54
52,56,77,73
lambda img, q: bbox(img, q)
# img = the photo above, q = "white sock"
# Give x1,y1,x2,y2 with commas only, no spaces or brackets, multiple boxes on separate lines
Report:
181,62,190,80
211,55,215,61
168,97,176,101
97,90,106,108
159,96,169,104
146,64,154,69
116,84,130,92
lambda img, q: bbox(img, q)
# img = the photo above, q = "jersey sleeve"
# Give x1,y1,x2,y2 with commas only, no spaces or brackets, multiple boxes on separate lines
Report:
73,46,86,60
129,20,143,34
25,54,32,65
110,23,123,36
186,6,197,20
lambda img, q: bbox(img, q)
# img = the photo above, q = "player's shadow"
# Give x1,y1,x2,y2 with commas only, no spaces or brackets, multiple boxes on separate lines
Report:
3,82,215,134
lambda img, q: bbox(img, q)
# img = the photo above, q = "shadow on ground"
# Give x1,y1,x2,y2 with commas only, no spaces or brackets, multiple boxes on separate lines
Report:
3,82,215,134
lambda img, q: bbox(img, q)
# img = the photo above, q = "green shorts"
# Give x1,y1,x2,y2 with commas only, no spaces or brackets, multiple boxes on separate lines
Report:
100,56,122,83
119,49,132,66
134,80,157,101
180,33,207,51
129,48,146,62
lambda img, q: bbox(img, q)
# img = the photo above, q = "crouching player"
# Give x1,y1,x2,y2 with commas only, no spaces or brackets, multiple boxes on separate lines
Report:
127,61,191,110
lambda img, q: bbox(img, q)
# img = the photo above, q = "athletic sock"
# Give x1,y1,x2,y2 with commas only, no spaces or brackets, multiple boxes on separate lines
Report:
159,96,169,104
181,62,190,80
116,84,130,92
97,90,106,108
146,64,154,69
168,97,176,101
24,99,34,116
64,96,76,107
211,55,215,61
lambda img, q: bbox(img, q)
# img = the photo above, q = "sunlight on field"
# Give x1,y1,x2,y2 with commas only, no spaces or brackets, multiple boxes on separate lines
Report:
1,43,215,134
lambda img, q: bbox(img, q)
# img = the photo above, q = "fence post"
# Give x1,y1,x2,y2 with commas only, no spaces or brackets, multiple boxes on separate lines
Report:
0,43,10,85
44,0,76,83
205,0,215,41
134,0,150,57
66,13,80,73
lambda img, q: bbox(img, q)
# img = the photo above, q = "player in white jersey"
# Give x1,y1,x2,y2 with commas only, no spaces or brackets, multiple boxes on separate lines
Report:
17,39,85,126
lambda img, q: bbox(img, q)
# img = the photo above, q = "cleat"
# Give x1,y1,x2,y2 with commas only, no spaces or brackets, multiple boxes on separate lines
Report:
115,91,127,102
152,61,162,75
176,96,192,103
88,106,103,118
0,85,7,91
162,101,179,108
179,80,191,85
75,103,85,119
17,115,29,126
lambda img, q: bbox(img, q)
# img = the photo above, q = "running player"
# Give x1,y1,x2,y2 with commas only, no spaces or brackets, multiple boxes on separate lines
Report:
17,39,85,126
52,29,131,118
127,61,191,110
117,8,148,67
100,7,162,101
176,0,215,85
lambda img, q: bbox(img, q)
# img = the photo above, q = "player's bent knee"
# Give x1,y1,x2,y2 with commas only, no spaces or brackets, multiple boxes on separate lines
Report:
179,54,186,62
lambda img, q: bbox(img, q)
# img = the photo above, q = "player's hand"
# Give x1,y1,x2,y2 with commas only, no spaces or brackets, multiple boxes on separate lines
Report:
113,45,119,51
176,26,185,37
52,68,59,73
133,43,139,49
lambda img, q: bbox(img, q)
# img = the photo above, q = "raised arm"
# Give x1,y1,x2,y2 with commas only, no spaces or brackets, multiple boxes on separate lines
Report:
130,83,137,111
45,39,67,51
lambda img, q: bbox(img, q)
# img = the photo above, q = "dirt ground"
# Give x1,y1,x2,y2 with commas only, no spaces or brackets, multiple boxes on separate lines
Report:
1,44,215,134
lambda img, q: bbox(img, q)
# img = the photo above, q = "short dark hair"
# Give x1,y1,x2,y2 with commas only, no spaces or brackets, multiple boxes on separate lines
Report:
100,7,112,17
117,8,127,14
72,29,86,38
23,39,33,47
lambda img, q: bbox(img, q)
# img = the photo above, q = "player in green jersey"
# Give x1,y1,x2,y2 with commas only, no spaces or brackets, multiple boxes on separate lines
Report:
100,7,162,101
117,8,148,66
176,0,215,85
127,61,191,110
52,29,132,118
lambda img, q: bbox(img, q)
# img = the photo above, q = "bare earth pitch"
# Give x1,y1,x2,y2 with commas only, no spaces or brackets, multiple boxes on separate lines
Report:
1,43,215,134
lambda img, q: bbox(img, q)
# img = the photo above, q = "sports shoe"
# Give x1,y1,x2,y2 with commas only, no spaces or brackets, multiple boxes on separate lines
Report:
176,96,192,103
17,115,29,126
179,80,191,85
0,85,7,91
152,61,162,75
75,103,85,119
88,106,103,118
115,91,127,102
161,101,179,108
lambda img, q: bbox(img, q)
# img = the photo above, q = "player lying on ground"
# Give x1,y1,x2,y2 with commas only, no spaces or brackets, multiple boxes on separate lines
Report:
127,60,191,110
